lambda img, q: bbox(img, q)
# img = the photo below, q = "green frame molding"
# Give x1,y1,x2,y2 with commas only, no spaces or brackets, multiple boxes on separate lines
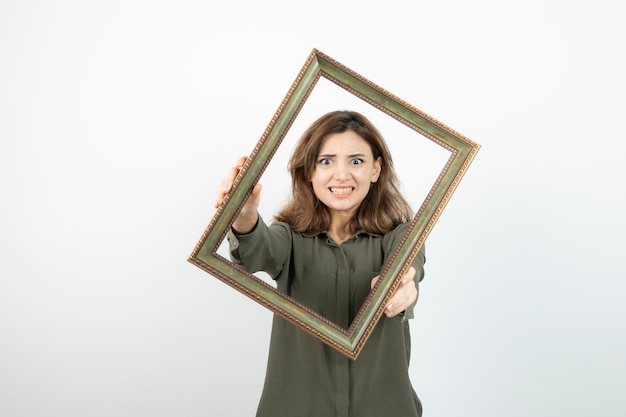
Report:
188,49,480,359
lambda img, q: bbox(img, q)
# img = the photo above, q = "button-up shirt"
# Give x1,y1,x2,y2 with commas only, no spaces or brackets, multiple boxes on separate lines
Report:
228,217,426,417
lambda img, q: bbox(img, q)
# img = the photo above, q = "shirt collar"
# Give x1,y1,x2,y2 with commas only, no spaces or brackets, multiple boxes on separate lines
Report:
301,229,381,239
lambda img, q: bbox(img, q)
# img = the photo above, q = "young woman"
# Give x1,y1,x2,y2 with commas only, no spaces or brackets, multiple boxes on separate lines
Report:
215,110,426,417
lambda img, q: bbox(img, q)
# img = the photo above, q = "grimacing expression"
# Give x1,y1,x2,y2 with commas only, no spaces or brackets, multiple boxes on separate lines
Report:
310,130,381,219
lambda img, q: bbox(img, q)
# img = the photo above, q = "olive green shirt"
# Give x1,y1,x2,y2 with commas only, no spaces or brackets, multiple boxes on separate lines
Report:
228,216,426,417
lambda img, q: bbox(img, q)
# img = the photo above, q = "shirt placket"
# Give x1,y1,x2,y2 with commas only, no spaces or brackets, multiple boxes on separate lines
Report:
333,242,351,417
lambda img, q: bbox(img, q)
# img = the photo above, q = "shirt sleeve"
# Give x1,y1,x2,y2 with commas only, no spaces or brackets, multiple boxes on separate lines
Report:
403,242,425,320
226,215,292,279
382,222,427,320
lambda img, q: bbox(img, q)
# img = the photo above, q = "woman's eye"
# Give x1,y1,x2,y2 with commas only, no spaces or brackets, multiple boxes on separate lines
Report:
318,158,331,165
351,158,364,165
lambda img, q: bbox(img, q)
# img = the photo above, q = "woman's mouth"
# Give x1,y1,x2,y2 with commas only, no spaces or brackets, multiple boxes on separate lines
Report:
330,187,353,195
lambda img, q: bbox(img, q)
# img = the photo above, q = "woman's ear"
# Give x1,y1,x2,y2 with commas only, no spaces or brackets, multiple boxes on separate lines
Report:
371,157,382,183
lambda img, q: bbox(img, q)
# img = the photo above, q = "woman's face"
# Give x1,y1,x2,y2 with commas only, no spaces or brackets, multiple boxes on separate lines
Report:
310,130,381,220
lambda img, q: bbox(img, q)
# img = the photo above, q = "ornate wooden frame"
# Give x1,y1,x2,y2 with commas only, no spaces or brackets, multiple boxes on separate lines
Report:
188,49,480,359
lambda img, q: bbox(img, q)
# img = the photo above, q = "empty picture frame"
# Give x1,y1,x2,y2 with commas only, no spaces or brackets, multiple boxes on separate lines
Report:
188,48,480,359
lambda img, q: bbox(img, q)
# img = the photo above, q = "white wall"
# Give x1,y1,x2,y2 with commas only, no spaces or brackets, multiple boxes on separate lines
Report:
1,1,624,416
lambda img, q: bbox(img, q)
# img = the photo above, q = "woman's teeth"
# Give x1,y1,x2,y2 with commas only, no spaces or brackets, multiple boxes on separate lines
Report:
330,187,352,195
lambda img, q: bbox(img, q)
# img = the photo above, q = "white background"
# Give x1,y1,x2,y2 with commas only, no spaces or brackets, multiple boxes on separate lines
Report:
1,1,625,416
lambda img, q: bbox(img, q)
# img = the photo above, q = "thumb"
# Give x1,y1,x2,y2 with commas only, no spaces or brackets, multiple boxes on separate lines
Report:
370,275,380,289
252,183,263,198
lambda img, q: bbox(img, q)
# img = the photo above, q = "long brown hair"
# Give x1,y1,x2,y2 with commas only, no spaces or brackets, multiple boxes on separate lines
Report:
274,110,413,235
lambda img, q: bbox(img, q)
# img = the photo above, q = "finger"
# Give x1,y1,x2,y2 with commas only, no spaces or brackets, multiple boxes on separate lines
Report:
234,155,248,168
386,278,417,317
225,156,248,189
215,171,238,207
386,293,408,316
224,166,241,190
251,183,263,199
214,157,249,208
225,156,251,190
214,178,229,208
370,275,380,289
389,269,414,307
400,266,416,284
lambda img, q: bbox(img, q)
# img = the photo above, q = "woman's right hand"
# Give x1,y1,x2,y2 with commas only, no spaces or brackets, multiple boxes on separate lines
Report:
214,156,262,234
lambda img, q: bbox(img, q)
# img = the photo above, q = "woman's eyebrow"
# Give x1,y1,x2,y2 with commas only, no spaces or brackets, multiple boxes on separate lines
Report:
318,153,367,158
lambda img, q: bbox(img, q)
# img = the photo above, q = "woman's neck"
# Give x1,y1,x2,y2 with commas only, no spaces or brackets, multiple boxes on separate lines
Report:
328,215,353,245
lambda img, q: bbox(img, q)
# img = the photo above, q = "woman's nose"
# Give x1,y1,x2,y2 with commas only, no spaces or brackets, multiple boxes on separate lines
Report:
333,162,350,180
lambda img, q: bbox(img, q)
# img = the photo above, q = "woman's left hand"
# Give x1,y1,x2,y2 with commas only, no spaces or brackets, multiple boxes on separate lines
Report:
370,266,418,318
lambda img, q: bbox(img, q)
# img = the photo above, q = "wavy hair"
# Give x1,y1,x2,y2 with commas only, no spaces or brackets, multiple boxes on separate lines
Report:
274,110,413,235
